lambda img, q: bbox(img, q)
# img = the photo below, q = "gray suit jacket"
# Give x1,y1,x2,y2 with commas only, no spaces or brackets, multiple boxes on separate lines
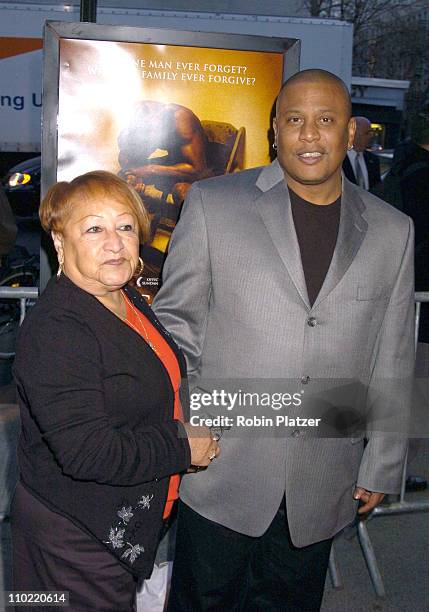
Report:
153,159,415,547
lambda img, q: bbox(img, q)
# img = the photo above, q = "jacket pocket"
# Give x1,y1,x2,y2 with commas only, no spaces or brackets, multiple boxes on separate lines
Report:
356,285,389,301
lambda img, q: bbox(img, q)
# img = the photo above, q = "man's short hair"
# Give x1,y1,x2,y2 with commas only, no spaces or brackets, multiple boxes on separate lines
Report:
276,69,352,118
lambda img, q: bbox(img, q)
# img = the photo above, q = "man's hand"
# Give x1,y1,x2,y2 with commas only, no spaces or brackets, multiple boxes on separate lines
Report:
126,166,154,179
123,172,138,186
353,487,385,514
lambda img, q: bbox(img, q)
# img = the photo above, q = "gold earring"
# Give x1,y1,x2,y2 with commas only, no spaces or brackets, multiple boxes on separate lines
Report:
136,256,144,276
57,257,63,278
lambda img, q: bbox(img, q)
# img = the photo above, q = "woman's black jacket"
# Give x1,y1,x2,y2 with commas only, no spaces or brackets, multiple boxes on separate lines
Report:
13,274,191,577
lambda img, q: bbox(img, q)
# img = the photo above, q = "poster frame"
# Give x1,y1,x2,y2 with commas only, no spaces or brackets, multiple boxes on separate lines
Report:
40,20,300,288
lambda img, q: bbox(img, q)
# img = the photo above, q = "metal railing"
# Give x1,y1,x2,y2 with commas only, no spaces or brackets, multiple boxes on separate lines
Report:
0,287,39,358
0,286,38,522
356,292,429,597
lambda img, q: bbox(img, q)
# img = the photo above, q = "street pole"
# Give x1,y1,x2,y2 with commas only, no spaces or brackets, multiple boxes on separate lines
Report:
80,0,97,22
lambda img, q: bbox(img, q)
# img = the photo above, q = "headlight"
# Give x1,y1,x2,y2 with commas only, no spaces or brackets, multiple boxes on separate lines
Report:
8,172,31,187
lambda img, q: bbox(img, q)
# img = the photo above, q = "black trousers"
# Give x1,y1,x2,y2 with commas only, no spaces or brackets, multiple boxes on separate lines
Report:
167,499,332,612
10,483,136,612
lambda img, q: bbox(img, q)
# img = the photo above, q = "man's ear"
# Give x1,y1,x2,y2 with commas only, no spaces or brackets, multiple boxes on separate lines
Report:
273,117,278,148
347,117,356,149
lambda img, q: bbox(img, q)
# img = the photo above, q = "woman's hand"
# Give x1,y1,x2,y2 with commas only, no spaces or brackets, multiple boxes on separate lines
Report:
183,423,220,468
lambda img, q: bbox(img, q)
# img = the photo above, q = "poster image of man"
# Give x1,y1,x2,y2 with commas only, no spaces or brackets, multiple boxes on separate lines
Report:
118,100,215,205
117,100,245,298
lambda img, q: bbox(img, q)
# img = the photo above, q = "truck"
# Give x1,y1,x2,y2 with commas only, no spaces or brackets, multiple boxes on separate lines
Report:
0,2,353,155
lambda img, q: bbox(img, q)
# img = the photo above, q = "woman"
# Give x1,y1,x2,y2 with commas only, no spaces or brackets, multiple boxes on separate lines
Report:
11,171,218,611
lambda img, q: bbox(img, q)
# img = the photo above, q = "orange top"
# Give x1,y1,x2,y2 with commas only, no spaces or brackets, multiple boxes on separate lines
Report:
123,293,184,519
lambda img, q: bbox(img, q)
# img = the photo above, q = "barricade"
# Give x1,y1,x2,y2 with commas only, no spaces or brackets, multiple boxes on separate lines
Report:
328,292,429,596
356,291,429,596
0,286,38,521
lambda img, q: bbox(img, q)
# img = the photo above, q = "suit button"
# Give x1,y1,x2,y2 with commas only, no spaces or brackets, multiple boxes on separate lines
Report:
292,429,300,437
301,375,310,385
307,317,317,327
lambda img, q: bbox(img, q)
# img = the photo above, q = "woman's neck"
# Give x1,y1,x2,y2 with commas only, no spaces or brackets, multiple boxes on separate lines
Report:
96,289,126,320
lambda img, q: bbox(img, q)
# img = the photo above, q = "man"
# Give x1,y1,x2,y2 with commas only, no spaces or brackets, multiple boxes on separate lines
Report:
343,116,381,190
118,101,213,222
153,70,414,610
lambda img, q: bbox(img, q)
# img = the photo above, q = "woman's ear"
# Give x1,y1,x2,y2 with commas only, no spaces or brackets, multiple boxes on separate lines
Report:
51,231,64,260
51,231,62,249
51,231,65,277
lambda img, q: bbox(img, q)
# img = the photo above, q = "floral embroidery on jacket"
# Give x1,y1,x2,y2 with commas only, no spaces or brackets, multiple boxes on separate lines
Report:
105,493,155,563
104,527,125,549
122,542,145,564
117,506,134,524
138,494,154,510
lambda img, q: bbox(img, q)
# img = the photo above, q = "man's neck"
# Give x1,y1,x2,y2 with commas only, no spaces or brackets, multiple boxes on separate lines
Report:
284,173,342,205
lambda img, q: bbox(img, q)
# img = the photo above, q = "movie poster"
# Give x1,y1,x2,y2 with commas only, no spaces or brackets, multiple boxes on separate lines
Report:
57,39,284,301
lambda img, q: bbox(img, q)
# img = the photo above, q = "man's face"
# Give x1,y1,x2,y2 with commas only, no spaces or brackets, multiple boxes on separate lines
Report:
353,118,374,152
273,79,355,190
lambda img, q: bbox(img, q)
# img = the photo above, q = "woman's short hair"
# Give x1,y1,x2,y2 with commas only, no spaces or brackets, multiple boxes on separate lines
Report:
39,170,151,243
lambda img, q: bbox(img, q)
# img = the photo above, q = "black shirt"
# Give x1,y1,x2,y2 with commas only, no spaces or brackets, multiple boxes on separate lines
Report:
289,187,341,306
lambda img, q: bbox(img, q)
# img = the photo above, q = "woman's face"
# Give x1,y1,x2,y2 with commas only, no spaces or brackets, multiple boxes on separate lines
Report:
53,196,140,296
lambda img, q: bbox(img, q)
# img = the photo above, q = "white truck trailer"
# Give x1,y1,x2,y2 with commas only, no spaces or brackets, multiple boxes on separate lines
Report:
0,3,353,153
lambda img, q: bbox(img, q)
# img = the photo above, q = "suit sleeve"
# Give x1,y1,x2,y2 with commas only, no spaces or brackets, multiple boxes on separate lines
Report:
357,217,415,493
153,183,211,387
14,312,191,485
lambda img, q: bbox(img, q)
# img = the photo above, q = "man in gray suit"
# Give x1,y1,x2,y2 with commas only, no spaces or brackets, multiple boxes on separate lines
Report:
153,69,415,611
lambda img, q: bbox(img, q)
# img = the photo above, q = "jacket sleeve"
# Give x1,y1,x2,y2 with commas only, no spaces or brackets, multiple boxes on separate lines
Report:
14,311,191,485
152,183,211,388
357,217,415,494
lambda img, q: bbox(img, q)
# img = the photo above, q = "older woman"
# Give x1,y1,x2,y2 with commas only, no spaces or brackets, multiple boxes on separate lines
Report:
11,171,218,611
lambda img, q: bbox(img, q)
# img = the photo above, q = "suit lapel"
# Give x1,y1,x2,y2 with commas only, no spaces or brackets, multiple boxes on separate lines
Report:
255,161,310,308
312,177,368,309
254,163,368,311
